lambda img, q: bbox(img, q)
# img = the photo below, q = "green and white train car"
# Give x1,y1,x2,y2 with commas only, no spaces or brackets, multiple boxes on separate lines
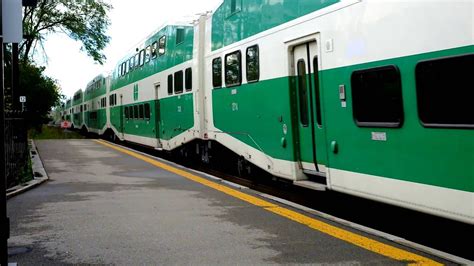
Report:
74,0,472,224
202,0,473,223
83,75,109,135
110,23,200,149
71,89,84,129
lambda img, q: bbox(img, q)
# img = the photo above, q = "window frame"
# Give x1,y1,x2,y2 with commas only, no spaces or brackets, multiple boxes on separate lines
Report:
176,28,185,45
174,70,184,94
139,104,144,119
151,41,158,58
167,74,173,95
224,50,242,87
144,103,151,120
145,46,151,63
139,49,145,66
212,57,222,88
133,105,139,119
185,67,192,91
159,36,166,56
351,65,404,128
415,54,474,129
246,45,259,83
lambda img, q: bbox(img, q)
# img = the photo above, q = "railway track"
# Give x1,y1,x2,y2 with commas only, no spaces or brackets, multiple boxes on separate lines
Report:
104,138,473,263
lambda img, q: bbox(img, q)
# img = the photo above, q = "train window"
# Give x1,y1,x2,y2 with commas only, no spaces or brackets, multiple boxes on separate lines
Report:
129,57,134,71
351,65,403,128
125,107,129,119
176,28,185,45
139,104,144,119
84,104,87,111
139,50,145,66
212,57,222,88
109,95,112,106
185,67,192,91
416,54,474,128
225,50,242,87
246,45,259,83
134,53,140,68
80,105,83,112
145,46,151,63
174,70,184,94
134,105,139,119
297,60,309,126
167,74,173,95
151,42,157,58
129,105,134,119
144,103,150,119
118,65,122,77
159,36,166,56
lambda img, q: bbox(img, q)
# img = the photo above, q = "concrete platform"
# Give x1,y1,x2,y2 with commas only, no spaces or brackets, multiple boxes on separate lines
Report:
6,139,451,265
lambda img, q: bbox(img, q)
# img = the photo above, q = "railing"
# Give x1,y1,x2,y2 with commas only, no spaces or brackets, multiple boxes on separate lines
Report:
4,111,29,189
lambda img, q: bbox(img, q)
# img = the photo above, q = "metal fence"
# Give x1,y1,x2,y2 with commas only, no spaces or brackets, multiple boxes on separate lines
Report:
5,111,29,189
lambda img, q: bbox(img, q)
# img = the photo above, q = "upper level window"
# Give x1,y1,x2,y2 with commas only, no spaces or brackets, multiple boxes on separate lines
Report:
129,57,134,71
225,50,242,87
139,49,145,66
174,70,184,94
159,36,166,56
351,65,404,128
167,74,173,95
176,28,185,45
212,57,222,88
151,42,157,58
185,67,192,91
145,46,151,63
246,45,259,83
134,53,140,68
416,54,474,128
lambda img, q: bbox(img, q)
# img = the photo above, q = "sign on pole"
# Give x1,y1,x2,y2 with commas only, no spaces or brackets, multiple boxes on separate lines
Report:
2,0,23,43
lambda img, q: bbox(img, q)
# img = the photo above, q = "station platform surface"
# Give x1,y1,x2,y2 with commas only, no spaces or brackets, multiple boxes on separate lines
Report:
7,139,452,265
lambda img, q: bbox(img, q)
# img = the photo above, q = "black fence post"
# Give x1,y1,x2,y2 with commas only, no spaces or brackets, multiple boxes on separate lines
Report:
0,0,10,264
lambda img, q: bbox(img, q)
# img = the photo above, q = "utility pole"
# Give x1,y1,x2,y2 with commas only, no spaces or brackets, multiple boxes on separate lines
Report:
0,0,9,264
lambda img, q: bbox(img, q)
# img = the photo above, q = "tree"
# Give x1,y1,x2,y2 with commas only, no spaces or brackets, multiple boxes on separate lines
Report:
20,0,112,64
19,61,62,129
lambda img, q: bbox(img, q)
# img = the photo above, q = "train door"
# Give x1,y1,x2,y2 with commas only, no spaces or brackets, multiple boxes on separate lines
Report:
293,41,328,177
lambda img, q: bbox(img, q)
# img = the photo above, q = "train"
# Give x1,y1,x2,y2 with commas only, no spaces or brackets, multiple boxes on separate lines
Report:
58,0,474,224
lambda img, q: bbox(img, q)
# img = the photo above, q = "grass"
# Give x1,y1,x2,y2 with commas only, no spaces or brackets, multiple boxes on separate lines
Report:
29,125,85,139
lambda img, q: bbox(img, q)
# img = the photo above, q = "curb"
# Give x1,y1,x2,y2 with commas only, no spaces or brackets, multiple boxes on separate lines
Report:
6,139,49,200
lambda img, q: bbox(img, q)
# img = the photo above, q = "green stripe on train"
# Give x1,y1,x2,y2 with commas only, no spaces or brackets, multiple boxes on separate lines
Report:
212,45,474,192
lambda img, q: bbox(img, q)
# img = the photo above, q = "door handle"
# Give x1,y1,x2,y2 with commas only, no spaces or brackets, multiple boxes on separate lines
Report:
331,140,338,154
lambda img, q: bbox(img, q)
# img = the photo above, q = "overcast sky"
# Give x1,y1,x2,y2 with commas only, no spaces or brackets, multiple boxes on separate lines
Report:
42,0,222,98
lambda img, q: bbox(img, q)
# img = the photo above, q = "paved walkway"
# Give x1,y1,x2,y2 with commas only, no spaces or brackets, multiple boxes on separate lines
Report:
7,140,450,265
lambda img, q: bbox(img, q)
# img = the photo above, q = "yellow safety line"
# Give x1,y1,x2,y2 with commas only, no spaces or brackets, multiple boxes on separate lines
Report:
95,139,442,266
